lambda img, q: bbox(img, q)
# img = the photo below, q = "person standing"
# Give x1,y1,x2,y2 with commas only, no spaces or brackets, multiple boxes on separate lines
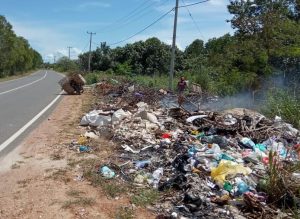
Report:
177,76,187,107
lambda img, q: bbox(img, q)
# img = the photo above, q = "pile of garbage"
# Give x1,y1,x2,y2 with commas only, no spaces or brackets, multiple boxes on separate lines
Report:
78,80,300,218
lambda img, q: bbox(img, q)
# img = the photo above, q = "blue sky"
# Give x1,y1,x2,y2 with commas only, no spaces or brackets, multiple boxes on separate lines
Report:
1,0,233,62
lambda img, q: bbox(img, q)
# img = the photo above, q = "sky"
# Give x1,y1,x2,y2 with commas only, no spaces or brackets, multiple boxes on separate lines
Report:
0,0,234,62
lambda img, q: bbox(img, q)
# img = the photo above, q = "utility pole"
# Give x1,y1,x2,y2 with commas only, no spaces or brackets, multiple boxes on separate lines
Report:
169,0,179,91
53,55,56,64
87,31,96,72
67,46,72,59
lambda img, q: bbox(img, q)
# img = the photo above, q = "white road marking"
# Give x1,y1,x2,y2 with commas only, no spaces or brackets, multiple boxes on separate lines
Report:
0,71,47,96
0,91,64,153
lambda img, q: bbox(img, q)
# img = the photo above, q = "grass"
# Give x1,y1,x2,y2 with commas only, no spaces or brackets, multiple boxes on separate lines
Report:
50,152,64,160
131,189,159,207
115,206,135,219
66,189,85,197
11,163,21,169
263,89,300,129
77,158,127,198
0,70,35,83
83,168,126,198
102,182,126,198
258,151,300,212
17,179,31,188
62,197,95,209
46,169,70,184
83,71,177,90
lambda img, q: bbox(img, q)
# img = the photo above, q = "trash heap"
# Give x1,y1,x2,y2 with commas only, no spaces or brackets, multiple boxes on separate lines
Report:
79,80,300,219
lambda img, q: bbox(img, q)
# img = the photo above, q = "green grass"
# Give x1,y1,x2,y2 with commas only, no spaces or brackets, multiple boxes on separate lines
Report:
115,206,134,219
131,189,159,207
83,71,178,90
62,197,95,209
263,89,300,128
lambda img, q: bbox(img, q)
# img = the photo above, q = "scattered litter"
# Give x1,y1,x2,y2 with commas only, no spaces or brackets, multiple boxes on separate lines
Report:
84,131,99,139
74,79,300,218
79,145,91,152
100,166,115,178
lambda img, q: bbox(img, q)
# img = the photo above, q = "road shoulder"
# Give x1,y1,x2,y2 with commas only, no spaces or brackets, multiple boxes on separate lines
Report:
0,91,154,219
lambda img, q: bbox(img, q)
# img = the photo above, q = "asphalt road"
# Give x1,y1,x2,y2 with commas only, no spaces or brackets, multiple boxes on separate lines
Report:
0,70,63,154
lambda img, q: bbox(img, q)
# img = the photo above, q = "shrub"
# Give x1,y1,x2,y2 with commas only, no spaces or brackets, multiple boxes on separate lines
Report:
263,89,300,128
84,72,99,85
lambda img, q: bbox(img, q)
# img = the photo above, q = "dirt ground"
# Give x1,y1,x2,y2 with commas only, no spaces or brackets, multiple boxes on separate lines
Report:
0,91,155,219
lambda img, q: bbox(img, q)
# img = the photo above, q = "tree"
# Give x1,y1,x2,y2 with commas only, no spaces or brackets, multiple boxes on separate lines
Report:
0,15,42,77
55,57,78,72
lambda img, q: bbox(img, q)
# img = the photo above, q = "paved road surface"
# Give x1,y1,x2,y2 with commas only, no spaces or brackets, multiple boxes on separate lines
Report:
0,70,63,154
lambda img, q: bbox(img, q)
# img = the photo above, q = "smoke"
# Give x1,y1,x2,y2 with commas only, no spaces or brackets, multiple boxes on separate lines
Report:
198,73,290,112
161,72,298,113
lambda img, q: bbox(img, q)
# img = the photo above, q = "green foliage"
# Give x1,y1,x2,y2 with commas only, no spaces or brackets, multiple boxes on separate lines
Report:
115,207,134,219
54,56,78,72
131,189,159,207
114,62,132,76
0,15,42,77
74,1,300,96
258,151,300,212
84,72,99,85
263,89,300,128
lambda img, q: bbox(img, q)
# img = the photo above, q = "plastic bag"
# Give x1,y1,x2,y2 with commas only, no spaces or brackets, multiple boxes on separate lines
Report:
112,109,131,123
100,166,115,178
211,160,252,184
80,110,111,127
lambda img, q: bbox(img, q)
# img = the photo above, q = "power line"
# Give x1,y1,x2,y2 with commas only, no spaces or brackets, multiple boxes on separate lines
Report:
108,7,174,46
100,0,153,32
107,0,171,32
95,0,171,38
181,0,206,40
178,0,210,8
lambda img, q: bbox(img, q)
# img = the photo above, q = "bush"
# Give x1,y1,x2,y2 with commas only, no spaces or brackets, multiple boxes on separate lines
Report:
84,72,99,85
263,89,300,128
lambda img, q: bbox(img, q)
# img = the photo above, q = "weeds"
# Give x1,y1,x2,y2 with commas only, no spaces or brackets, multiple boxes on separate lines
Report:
102,182,126,198
46,169,70,184
115,206,134,219
66,189,85,197
11,163,20,169
263,89,300,129
62,197,95,209
50,152,64,160
260,151,300,211
131,189,159,207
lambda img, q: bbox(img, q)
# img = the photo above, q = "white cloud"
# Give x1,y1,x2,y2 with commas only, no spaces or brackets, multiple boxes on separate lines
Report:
10,19,84,62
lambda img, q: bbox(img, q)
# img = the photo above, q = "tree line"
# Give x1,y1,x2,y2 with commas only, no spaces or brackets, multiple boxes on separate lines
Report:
54,0,300,96
0,15,43,78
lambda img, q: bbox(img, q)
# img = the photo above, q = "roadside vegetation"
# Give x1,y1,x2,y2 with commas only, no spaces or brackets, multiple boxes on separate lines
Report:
0,16,43,78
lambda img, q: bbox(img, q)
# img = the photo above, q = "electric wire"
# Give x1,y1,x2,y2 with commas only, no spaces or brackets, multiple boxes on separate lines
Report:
103,0,171,34
98,0,164,33
178,0,210,8
108,7,174,46
181,0,206,40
